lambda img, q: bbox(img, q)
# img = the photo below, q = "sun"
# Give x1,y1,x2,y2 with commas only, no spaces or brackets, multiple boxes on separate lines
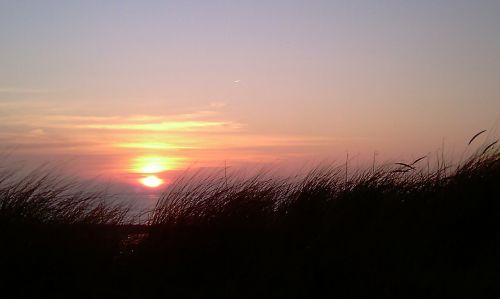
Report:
140,175,164,188
130,155,184,188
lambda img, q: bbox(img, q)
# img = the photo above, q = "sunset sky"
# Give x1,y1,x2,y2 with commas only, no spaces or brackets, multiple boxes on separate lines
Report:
1,1,499,192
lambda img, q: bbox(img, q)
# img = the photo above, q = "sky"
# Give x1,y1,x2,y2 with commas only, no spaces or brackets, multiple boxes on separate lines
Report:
1,1,499,192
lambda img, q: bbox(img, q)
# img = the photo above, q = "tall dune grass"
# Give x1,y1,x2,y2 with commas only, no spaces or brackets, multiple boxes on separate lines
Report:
0,166,132,225
128,139,500,297
0,164,136,297
0,136,499,298
149,140,499,229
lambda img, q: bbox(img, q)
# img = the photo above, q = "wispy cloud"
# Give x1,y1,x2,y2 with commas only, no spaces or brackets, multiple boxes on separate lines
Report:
0,102,336,175
1,110,332,153
115,142,198,150
0,106,244,157
1,113,241,133
76,120,239,132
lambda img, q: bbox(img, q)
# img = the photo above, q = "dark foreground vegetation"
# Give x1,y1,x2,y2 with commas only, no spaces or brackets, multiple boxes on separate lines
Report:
1,141,499,298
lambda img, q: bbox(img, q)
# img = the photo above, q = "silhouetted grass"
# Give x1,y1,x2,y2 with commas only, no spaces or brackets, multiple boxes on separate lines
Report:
131,141,499,298
0,166,134,297
1,139,499,298
0,165,132,225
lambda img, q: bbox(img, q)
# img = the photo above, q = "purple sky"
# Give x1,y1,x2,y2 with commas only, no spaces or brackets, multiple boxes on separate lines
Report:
1,1,499,193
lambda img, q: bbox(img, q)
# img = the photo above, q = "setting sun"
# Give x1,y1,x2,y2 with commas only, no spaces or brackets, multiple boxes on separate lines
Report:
129,156,182,188
140,175,164,188
1,1,499,296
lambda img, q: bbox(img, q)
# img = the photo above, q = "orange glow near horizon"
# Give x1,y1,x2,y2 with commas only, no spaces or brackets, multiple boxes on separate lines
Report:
131,156,183,174
130,155,183,188
1,1,499,193
140,175,164,188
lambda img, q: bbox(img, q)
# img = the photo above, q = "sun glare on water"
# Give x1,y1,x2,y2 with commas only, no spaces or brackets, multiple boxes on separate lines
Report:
140,175,164,188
